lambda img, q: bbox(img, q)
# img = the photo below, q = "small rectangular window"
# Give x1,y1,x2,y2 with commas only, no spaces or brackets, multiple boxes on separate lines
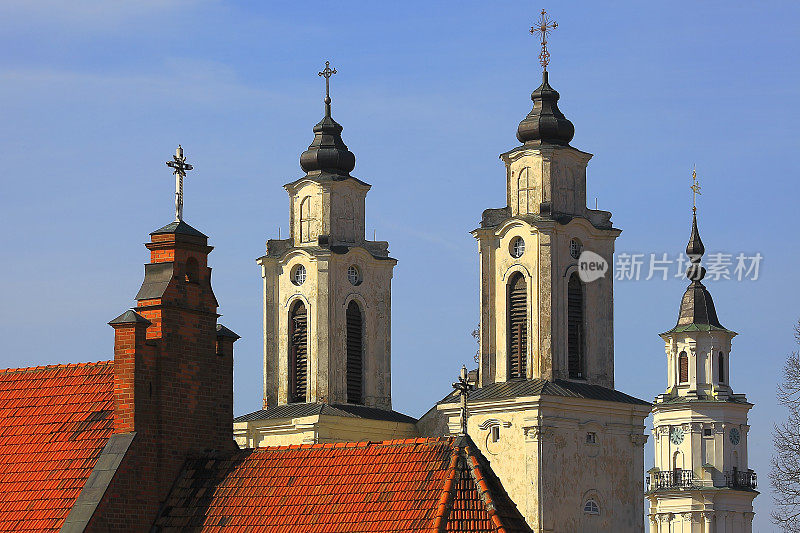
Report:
491,426,500,442
704,428,712,437
586,432,597,444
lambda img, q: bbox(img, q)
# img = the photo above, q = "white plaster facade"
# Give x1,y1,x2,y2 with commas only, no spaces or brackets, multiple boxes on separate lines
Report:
647,322,757,531
234,413,417,448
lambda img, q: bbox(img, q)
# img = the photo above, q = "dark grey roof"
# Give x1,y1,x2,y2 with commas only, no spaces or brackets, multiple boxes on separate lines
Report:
108,309,151,326
261,238,393,261
439,378,650,407
234,403,417,424
216,324,240,340
134,262,174,300
151,220,207,238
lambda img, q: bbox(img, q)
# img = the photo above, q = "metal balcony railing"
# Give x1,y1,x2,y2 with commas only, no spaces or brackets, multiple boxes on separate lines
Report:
646,469,695,490
725,469,757,490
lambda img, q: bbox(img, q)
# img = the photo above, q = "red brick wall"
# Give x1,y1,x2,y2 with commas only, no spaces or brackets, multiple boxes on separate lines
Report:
89,229,235,531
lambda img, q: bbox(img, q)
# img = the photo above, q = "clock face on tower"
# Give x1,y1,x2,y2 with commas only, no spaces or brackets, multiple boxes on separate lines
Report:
729,427,741,445
670,426,685,445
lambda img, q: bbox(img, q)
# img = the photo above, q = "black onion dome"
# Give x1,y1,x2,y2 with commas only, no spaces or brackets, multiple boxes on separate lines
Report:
516,71,575,146
299,97,356,176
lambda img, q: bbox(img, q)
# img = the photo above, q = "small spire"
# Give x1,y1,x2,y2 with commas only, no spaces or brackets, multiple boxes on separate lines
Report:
166,145,193,222
686,170,705,282
668,178,726,332
452,365,475,436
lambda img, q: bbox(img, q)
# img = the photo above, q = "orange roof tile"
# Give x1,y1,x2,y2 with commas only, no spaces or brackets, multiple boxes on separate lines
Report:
155,436,530,532
0,362,115,532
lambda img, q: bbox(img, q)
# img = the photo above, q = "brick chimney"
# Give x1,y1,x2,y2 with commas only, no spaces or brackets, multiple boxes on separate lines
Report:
88,220,239,531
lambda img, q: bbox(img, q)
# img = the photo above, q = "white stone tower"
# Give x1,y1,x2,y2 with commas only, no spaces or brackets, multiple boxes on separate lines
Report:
234,63,417,447
647,209,757,532
419,58,650,530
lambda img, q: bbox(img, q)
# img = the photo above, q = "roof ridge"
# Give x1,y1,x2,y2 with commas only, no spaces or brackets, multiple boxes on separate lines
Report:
0,360,114,374
253,436,453,452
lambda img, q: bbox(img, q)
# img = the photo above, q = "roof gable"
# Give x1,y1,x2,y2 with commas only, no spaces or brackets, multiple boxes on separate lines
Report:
0,362,115,532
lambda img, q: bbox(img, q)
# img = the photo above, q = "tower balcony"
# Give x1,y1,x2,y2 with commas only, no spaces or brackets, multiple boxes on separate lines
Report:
647,469,696,491
725,469,757,490
646,468,757,492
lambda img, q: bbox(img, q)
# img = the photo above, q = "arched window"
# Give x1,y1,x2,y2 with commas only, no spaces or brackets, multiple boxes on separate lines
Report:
567,273,584,379
718,352,725,383
583,499,599,515
678,351,689,384
507,273,527,379
516,167,535,214
185,257,199,283
299,196,313,243
346,300,364,405
289,301,308,402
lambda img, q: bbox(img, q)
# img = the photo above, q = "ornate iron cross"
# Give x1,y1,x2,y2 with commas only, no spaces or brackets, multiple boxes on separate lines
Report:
691,168,702,213
530,9,558,71
166,145,193,222
318,60,337,102
452,366,475,436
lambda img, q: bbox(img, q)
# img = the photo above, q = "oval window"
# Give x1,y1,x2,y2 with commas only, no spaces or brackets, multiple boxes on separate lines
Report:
510,237,525,258
292,264,307,286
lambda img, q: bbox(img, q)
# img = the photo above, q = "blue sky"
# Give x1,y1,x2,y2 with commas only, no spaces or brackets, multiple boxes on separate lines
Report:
1,1,798,529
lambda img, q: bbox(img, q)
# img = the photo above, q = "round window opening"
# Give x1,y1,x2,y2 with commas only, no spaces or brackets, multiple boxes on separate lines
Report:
570,238,583,259
510,237,525,258
347,265,361,286
292,264,307,286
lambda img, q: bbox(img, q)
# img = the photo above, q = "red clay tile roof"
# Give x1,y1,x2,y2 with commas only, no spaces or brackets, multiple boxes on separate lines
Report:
0,362,115,532
155,436,531,533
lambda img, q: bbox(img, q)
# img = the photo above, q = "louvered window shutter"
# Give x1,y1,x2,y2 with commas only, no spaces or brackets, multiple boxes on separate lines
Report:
289,302,308,402
346,301,364,404
507,274,527,379
679,352,688,384
567,273,584,379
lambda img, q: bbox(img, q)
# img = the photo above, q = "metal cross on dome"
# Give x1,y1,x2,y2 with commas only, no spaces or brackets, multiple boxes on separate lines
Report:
691,167,702,214
452,366,475,436
530,9,558,71
318,60,337,102
166,145,193,222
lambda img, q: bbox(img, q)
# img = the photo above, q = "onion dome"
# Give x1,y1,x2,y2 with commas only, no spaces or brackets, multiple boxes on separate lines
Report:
673,213,726,331
516,71,575,146
299,96,356,177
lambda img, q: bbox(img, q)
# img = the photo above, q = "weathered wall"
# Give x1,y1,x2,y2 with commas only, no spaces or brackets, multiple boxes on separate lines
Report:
420,395,649,532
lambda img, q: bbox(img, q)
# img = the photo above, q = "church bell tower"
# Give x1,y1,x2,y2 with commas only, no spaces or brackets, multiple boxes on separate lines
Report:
420,13,651,531
472,71,619,388
647,191,757,532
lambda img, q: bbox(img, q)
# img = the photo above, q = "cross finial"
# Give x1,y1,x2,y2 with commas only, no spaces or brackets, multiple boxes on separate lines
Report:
530,9,558,71
452,365,475,436
318,60,337,116
166,145,193,222
690,167,702,214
